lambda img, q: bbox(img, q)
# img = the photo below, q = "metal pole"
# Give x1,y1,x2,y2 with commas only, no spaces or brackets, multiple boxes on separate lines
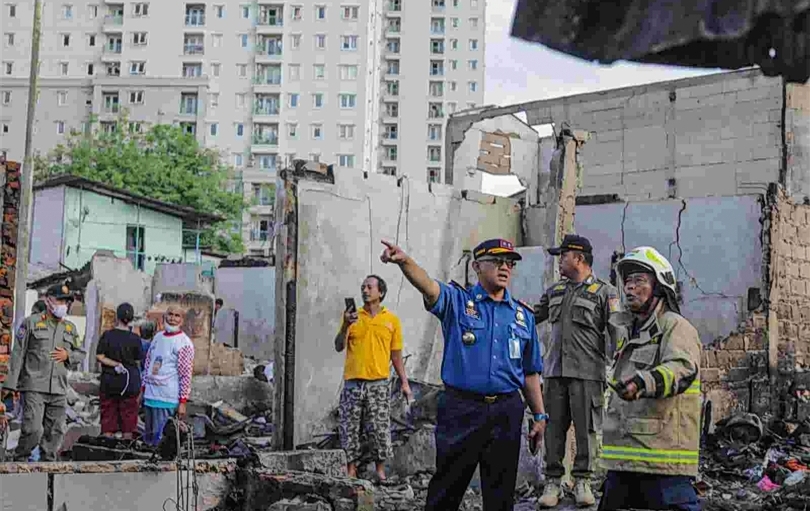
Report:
13,0,43,329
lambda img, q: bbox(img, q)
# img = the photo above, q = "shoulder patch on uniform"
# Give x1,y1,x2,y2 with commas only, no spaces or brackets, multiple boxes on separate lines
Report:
65,323,73,333
608,296,620,313
15,323,26,341
586,282,602,294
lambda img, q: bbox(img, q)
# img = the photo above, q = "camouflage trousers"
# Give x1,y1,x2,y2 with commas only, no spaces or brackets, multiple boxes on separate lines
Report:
338,378,392,464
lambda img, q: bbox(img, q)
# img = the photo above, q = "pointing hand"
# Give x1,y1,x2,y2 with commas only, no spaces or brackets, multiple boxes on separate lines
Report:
380,240,408,265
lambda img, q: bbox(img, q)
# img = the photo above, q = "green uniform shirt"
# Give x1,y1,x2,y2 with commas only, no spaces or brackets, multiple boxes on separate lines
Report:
3,312,85,395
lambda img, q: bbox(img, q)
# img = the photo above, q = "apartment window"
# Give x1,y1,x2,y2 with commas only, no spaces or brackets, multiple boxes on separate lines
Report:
180,122,196,136
469,39,478,50
431,39,444,54
236,94,246,108
339,65,358,80
468,81,478,92
291,5,302,19
182,63,202,77
430,18,445,34
250,215,272,240
428,124,442,141
133,2,149,16
468,59,478,70
386,38,400,53
382,167,396,176
341,35,358,51
61,34,71,47
88,34,97,47
386,80,399,96
236,123,244,136
384,102,398,117
3,62,11,75
129,90,144,104
312,93,324,108
339,93,356,108
470,0,478,7
429,81,444,97
7,4,16,17
387,17,401,32
290,34,301,49
1,91,10,105
180,93,198,114
469,17,479,28
126,226,146,271
386,60,400,75
253,185,274,206
215,5,224,17
428,102,443,118
128,122,143,133
313,64,325,79
237,64,247,77
338,124,355,140
428,168,439,183
342,6,359,19
241,5,250,18
4,33,14,47
103,92,120,113
452,18,459,28
428,146,441,162
211,34,223,47
450,38,458,50
234,153,244,167
315,5,326,19
132,32,147,45
129,61,145,75
87,63,95,75
259,155,277,171
338,154,355,167
430,60,444,76
450,60,458,70
315,34,326,49
88,4,98,18
388,0,401,11
240,34,249,48
384,124,398,140
1,123,8,134
386,146,398,161
209,92,219,108
211,63,221,77
450,80,457,91
311,124,323,140
287,123,298,138
209,123,218,136
61,4,73,19
59,62,69,76
448,102,457,113
288,93,299,108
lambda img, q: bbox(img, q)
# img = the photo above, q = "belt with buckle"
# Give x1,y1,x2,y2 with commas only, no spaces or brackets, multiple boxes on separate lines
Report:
446,386,517,404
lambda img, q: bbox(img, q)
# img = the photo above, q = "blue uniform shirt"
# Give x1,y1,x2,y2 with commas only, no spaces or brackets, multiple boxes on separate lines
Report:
428,280,543,395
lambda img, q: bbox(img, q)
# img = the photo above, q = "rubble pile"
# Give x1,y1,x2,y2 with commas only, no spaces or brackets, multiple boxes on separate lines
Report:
701,412,810,511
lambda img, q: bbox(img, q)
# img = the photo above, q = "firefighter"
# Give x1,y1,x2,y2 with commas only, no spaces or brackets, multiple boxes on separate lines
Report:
599,247,702,511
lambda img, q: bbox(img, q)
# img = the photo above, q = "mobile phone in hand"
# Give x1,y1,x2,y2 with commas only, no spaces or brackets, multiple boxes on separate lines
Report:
528,418,540,455
344,297,357,313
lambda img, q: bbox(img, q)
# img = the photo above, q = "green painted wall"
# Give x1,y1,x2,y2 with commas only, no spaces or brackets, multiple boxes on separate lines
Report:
61,187,184,275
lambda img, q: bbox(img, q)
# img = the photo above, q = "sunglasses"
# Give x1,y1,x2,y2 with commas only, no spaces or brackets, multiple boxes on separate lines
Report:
479,258,517,269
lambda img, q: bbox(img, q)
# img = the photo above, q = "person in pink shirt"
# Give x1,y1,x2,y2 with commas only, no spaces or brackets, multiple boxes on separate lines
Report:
141,305,195,446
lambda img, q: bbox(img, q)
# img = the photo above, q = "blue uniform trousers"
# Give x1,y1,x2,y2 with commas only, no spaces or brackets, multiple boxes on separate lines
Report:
425,387,524,511
598,470,701,511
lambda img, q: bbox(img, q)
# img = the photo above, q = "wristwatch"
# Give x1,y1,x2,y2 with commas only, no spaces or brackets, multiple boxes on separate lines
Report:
533,413,549,423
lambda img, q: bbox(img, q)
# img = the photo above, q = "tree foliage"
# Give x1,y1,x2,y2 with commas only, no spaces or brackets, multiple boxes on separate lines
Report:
34,112,246,253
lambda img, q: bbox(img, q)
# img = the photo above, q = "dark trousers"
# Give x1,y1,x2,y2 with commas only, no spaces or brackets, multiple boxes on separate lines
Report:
425,388,524,511
543,377,604,479
598,471,701,511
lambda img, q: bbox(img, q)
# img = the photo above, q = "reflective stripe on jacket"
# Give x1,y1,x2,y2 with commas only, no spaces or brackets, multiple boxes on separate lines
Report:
601,302,702,477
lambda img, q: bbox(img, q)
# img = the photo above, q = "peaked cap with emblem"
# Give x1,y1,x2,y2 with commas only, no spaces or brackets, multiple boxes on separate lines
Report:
473,238,522,261
547,234,593,256
45,282,74,300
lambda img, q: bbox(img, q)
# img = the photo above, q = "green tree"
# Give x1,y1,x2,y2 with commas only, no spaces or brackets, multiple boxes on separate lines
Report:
34,112,246,253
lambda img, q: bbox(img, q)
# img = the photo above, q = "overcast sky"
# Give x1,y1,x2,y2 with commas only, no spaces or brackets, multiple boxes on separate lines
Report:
479,0,721,194
483,0,718,106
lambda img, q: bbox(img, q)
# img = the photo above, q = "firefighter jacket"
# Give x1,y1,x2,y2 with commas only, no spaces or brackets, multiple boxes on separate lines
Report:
3,313,85,396
601,301,702,477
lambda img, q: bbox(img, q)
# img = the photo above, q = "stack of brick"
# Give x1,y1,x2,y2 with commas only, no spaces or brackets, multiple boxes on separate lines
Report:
0,156,20,384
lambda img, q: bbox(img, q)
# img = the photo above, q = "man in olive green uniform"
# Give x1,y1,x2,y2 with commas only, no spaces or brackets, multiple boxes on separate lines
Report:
534,235,625,508
2,283,84,461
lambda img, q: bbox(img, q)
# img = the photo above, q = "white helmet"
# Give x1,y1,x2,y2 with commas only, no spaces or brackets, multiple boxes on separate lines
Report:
616,246,677,295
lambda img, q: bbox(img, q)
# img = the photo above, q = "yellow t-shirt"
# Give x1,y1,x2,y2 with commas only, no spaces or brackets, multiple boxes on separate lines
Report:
341,307,403,381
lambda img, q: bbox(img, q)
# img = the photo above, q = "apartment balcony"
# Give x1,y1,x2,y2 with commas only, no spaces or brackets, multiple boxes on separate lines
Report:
253,70,282,92
255,40,283,61
184,43,205,55
252,132,279,151
179,102,199,116
250,230,271,242
253,99,280,120
103,42,122,54
102,14,124,29
257,6,284,33
185,13,205,27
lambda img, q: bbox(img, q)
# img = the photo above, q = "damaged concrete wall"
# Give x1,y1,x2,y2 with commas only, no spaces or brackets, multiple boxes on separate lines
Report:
153,263,215,297
277,167,522,445
214,266,276,361
786,82,810,202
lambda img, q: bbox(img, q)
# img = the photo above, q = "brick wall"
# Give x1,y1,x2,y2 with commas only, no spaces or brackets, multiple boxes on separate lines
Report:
0,156,20,384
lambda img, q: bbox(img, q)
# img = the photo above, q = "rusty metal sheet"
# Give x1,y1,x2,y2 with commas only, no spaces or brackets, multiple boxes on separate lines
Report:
477,131,513,175
511,0,810,83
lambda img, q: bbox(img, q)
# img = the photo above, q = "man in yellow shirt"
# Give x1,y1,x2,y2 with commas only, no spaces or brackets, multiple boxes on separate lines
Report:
334,274,413,481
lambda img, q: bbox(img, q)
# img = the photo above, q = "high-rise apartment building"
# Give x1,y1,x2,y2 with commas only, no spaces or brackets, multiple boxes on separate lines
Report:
0,0,485,257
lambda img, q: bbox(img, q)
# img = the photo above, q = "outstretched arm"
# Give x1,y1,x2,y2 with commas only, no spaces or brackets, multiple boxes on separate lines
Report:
380,240,440,307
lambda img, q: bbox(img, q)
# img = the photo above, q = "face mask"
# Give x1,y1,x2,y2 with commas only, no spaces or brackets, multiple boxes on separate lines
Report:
165,324,180,333
51,304,68,318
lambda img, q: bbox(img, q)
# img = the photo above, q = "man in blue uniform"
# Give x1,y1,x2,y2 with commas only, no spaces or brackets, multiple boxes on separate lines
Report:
381,238,547,511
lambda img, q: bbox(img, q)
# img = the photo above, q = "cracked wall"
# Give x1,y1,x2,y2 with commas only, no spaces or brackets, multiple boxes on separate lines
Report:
277,167,522,446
